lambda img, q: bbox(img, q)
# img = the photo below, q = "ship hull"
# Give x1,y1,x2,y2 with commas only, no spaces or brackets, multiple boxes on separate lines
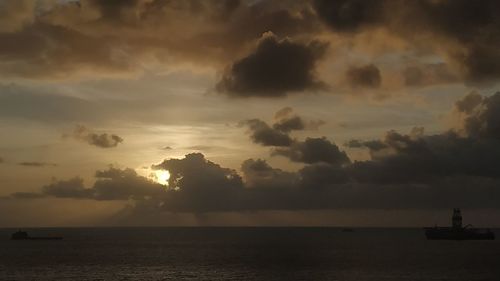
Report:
424,227,495,240
11,237,63,240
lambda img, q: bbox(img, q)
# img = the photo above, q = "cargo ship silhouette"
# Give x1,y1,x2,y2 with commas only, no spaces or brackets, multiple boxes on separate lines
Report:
11,230,63,240
424,208,495,240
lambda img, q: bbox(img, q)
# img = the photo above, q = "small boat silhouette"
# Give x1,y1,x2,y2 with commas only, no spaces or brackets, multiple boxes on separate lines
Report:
11,230,63,240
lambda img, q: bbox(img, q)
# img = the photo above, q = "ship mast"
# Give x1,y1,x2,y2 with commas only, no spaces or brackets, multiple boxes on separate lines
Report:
452,208,462,229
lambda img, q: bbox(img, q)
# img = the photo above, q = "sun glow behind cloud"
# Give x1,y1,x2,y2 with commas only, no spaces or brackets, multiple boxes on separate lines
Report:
153,170,170,186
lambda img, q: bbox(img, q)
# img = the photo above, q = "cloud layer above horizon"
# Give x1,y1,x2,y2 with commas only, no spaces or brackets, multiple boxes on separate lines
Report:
9,93,500,215
2,0,500,226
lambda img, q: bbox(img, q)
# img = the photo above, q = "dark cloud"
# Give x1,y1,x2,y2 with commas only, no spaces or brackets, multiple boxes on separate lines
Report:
273,115,305,132
150,153,245,212
312,0,500,84
346,64,381,88
345,138,389,159
91,167,165,200
15,139,500,212
241,158,298,188
407,0,500,84
66,125,123,148
272,106,325,132
0,0,320,78
273,137,351,166
0,0,498,87
18,162,57,167
41,177,90,199
18,167,164,201
455,91,483,114
344,139,364,148
88,0,140,20
298,163,349,187
348,129,500,184
313,0,384,32
152,153,243,192
456,92,500,139
242,107,325,147
216,33,328,97
0,21,133,78
242,119,293,147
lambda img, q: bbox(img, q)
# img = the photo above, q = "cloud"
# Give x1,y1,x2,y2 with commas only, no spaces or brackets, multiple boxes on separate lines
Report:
10,192,46,199
242,119,293,147
152,153,243,192
183,145,221,152
348,128,500,184
345,64,381,88
149,153,245,212
273,106,294,120
216,33,328,97
241,158,298,188
273,115,305,132
11,93,500,213
16,167,164,201
0,0,320,79
455,91,484,114
90,167,165,200
272,106,325,132
65,125,123,148
15,136,500,213
410,0,500,83
313,0,384,32
242,107,325,147
243,93,500,195
0,0,35,32
455,92,500,139
247,0,500,86
41,177,90,199
0,0,498,89
298,163,349,187
1,0,498,88
18,162,57,167
0,21,134,78
403,63,458,87
0,84,102,123
273,137,351,165
312,0,500,84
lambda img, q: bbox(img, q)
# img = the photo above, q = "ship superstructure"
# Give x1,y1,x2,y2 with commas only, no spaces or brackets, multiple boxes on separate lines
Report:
424,209,495,240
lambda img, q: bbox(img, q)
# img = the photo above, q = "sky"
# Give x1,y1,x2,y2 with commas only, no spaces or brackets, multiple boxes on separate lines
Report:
1,0,500,227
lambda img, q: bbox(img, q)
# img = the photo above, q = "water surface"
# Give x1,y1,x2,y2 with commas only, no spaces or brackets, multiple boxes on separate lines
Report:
1,227,498,280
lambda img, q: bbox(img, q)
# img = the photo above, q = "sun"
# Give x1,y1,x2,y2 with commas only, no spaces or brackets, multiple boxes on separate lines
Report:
153,170,170,186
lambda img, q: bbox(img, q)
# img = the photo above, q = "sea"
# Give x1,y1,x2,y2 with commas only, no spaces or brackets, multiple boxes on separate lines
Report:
1,227,499,281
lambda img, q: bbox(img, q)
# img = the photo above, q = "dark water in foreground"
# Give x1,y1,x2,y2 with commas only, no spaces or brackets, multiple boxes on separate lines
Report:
1,227,499,281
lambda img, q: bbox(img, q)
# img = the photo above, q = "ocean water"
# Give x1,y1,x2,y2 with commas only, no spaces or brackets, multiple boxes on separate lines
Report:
0,227,499,281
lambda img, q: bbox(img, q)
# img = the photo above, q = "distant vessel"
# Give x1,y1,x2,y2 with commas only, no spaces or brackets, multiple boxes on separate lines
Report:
424,209,495,240
11,230,63,240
